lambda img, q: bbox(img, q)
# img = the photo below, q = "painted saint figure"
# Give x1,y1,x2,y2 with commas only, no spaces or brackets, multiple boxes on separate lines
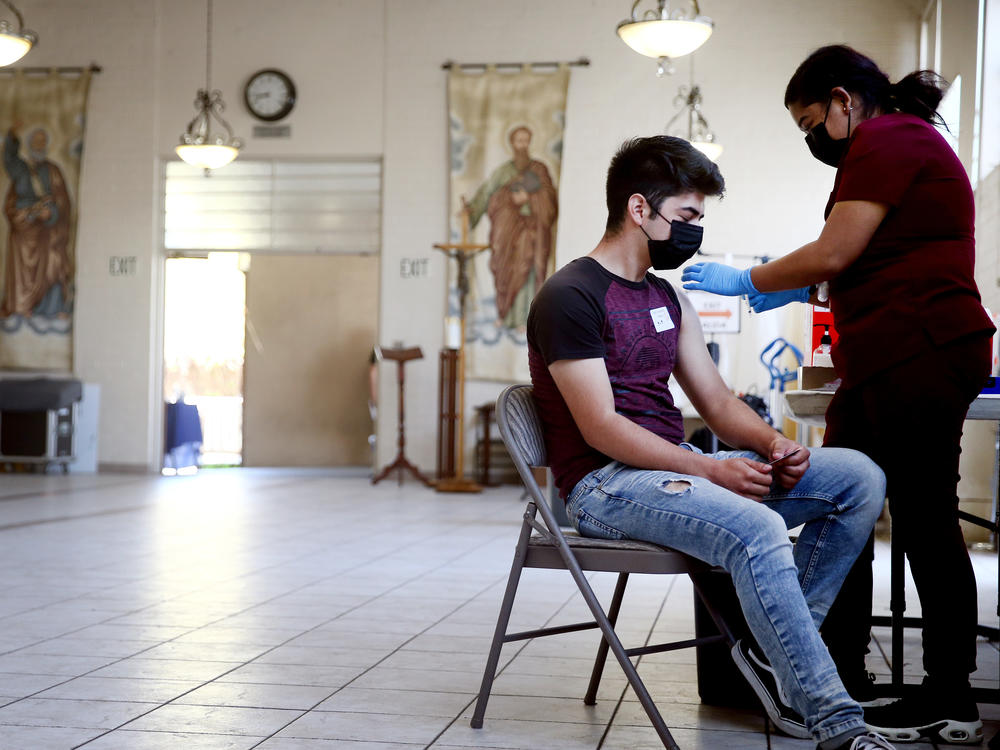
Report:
466,126,558,329
0,125,72,318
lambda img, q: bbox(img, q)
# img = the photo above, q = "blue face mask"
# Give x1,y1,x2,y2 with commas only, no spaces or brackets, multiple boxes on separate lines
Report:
640,199,704,270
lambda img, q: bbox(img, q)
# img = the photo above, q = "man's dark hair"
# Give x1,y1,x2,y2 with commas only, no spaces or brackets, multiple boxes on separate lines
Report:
605,135,724,234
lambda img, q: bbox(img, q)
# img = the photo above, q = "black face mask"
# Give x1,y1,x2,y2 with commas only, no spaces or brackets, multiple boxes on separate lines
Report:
805,98,851,167
640,202,704,270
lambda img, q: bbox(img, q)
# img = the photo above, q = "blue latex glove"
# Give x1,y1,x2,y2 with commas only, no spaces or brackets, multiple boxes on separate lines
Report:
747,286,811,313
681,262,758,297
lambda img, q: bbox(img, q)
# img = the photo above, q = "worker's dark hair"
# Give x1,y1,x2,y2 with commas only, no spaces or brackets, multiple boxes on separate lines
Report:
784,44,946,126
605,135,724,234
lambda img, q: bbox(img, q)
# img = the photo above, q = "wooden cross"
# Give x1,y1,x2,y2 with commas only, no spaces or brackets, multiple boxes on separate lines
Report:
433,198,489,493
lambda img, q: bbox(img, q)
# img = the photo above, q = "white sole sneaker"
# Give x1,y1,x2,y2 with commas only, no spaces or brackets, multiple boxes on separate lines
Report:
730,640,811,739
865,717,983,745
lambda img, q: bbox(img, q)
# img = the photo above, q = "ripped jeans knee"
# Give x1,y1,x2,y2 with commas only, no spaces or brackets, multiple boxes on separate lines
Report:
662,479,693,494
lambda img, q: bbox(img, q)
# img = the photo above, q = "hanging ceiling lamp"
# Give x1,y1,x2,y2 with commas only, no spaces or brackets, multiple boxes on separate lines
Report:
176,0,241,174
617,0,713,77
0,0,36,67
665,62,722,161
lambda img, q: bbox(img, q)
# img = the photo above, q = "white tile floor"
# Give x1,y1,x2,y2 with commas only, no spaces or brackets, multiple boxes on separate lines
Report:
0,469,997,749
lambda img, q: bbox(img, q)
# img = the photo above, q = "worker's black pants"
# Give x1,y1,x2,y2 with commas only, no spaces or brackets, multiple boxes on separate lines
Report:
821,332,992,691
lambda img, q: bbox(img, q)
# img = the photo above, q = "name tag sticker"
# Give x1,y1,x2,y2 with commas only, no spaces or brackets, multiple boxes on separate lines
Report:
650,306,674,332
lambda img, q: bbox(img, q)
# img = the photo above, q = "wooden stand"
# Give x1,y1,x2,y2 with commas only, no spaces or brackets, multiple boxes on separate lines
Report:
437,348,459,480
372,346,432,487
433,200,488,493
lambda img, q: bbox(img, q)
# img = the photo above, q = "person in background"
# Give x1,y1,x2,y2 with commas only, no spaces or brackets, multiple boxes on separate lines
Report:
529,134,893,750
681,45,995,745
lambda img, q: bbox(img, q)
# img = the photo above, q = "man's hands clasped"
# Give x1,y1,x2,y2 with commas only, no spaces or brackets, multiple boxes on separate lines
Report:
766,437,810,489
704,438,810,500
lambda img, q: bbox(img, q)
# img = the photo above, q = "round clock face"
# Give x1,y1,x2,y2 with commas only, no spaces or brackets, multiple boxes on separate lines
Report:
244,69,296,122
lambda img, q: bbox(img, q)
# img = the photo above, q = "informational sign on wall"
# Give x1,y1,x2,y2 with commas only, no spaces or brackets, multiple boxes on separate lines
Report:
687,290,740,333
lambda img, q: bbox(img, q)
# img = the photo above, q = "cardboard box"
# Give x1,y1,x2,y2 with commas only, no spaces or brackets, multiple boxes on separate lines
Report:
798,366,839,391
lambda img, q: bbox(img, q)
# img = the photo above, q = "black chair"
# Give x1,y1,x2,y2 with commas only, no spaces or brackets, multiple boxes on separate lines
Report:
470,384,738,750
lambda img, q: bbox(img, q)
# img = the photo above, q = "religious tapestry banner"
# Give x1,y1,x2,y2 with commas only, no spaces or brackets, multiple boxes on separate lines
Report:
0,69,90,370
448,65,568,381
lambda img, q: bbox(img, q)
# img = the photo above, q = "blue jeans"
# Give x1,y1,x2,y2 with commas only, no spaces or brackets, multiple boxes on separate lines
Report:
565,446,886,742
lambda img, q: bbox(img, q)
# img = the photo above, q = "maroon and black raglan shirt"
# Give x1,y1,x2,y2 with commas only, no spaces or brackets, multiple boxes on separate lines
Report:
825,112,995,386
527,257,686,500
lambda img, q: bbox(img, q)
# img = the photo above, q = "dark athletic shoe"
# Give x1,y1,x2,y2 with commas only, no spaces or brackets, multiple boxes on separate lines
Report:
730,639,810,738
823,731,896,750
864,691,982,744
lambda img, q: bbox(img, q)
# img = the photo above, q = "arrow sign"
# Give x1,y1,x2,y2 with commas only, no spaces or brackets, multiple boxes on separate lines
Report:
686,291,741,333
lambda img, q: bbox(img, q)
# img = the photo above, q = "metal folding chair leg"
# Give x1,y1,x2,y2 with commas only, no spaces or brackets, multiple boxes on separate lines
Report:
470,513,533,729
689,571,738,646
584,571,629,706
547,526,680,749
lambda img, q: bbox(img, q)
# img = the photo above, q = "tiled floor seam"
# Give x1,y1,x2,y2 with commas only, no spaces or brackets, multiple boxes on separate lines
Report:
596,574,683,750
68,519,519,748
424,569,654,749
0,483,511,657
0,476,149,504
241,572,522,748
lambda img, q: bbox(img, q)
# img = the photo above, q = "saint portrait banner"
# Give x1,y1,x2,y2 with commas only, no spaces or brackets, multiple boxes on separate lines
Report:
0,69,90,370
448,65,569,381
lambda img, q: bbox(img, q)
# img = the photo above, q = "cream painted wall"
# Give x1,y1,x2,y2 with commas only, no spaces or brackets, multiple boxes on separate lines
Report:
3,0,937,471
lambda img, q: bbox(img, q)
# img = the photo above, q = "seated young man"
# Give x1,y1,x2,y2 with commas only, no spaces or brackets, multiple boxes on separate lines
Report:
526,135,891,750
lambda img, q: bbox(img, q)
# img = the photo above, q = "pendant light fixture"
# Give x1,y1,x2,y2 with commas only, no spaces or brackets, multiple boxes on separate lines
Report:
665,58,722,161
617,0,713,77
176,0,241,173
0,0,36,67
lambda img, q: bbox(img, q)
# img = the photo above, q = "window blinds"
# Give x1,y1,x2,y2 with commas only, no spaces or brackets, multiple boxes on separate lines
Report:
164,159,381,254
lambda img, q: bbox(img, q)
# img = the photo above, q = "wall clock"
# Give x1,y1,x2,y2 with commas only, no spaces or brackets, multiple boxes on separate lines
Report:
244,69,296,122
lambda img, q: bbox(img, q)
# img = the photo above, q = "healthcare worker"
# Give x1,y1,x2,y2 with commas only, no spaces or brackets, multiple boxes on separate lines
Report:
681,45,995,745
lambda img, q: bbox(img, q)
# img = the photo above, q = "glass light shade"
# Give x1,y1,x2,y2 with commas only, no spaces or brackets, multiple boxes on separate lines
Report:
691,140,723,161
617,18,713,59
175,143,239,170
0,31,32,66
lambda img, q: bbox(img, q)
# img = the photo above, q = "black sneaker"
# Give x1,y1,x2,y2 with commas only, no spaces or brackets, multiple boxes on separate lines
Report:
730,639,810,738
864,691,982,744
823,731,896,750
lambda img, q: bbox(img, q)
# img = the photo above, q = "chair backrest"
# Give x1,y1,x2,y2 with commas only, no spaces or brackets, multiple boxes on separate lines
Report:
497,384,569,532
496,384,546,470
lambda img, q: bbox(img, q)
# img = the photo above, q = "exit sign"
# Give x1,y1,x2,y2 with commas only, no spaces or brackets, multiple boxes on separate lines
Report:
109,256,137,276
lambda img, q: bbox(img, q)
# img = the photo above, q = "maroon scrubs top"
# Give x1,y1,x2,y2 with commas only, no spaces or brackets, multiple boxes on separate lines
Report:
824,112,994,386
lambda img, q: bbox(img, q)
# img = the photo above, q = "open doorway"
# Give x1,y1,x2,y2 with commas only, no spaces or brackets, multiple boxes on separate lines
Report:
162,157,382,470
163,253,247,467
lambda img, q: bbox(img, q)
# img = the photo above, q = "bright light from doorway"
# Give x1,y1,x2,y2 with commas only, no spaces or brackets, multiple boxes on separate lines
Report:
163,252,248,466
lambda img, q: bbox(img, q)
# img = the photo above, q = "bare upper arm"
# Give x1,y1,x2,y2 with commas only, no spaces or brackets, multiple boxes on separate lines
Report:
548,357,616,441
819,200,890,273
671,290,732,417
